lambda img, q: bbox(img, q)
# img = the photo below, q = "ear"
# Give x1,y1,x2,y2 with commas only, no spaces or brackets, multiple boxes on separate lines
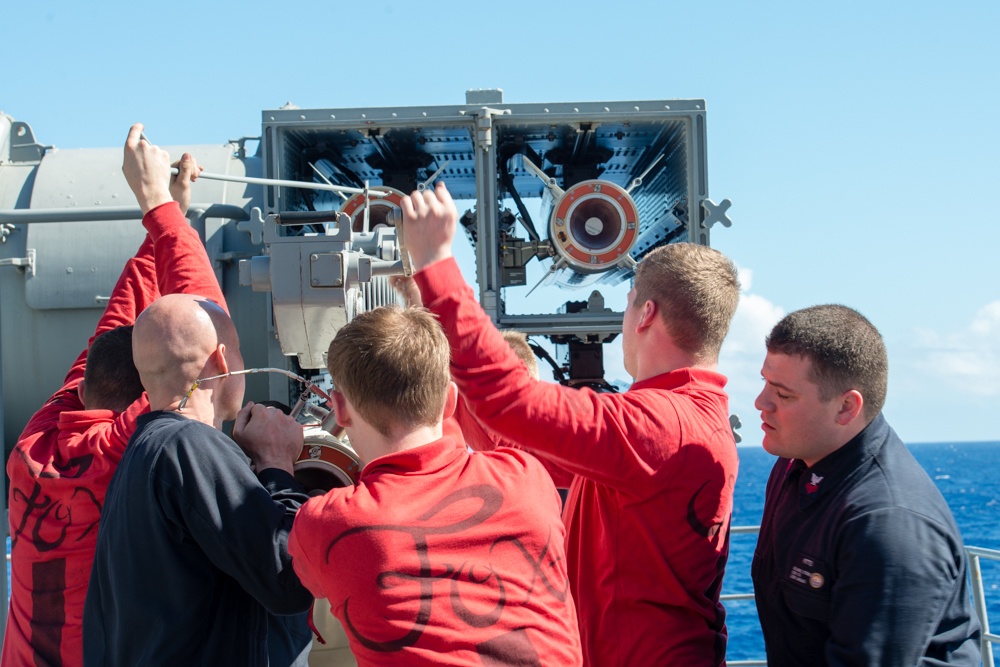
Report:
636,299,658,332
441,381,458,421
77,379,86,406
211,343,230,375
330,390,353,429
835,389,865,426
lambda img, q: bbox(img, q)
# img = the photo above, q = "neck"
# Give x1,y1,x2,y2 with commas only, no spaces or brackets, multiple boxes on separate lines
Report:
634,347,716,383
350,421,443,466
803,420,870,467
150,391,218,428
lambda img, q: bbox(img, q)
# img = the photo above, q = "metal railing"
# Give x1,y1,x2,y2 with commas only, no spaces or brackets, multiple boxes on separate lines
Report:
969,546,1000,667
722,526,998,667
722,525,768,667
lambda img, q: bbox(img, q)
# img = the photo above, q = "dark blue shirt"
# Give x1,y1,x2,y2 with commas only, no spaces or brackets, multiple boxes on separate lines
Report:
83,411,313,666
751,414,981,666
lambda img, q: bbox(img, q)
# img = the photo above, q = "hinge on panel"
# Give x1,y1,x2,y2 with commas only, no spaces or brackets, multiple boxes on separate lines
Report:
0,248,35,275
475,107,511,153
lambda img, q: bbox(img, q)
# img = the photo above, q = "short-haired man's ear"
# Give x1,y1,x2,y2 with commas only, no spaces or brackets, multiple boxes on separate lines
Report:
637,299,658,331
330,390,353,429
442,382,458,421
835,389,865,426
77,380,86,406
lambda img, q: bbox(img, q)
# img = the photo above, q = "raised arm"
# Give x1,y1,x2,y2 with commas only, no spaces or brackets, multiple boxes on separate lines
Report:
92,127,226,455
401,184,681,491
123,123,227,311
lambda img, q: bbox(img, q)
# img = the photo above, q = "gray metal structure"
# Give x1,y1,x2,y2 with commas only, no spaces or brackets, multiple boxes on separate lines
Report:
0,90,731,660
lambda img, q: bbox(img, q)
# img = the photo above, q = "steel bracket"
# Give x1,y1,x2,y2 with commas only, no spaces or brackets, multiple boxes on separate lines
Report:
0,248,35,275
701,198,733,230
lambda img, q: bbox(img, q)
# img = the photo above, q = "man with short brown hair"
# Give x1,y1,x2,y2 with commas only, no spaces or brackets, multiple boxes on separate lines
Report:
753,304,981,665
399,182,741,666
289,306,582,666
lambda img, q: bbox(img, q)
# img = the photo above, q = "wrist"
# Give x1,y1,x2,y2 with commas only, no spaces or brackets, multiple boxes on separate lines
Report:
412,249,454,272
254,458,296,475
139,189,172,215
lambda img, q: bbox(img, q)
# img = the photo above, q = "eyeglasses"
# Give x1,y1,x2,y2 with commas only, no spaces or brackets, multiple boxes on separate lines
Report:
178,368,333,427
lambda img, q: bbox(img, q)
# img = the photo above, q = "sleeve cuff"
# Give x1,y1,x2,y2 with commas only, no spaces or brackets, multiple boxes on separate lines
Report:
257,467,307,495
142,201,185,239
413,257,465,302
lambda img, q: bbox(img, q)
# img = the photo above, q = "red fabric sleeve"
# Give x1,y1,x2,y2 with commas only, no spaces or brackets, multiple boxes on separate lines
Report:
453,397,575,488
25,202,227,454
288,514,329,601
100,201,226,456
92,201,229,456
20,231,159,440
414,258,681,493
143,201,228,313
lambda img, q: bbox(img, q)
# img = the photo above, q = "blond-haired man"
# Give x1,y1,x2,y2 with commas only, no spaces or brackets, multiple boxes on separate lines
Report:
288,306,582,666
399,183,741,666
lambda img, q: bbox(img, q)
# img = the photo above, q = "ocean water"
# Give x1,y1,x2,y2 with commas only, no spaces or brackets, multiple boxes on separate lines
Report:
725,441,1000,662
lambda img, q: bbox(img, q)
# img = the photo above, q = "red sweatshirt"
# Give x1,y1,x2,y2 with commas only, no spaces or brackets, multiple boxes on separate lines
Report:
415,258,738,667
3,202,226,667
289,437,583,666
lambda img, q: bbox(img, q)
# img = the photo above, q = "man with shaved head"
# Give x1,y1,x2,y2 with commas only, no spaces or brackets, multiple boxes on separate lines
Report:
4,124,220,667
82,130,313,667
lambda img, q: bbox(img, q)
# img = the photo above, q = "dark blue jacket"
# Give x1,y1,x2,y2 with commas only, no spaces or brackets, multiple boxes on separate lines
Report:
83,411,313,666
751,414,981,666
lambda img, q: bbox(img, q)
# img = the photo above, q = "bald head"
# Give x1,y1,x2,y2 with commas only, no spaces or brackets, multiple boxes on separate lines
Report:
134,294,241,412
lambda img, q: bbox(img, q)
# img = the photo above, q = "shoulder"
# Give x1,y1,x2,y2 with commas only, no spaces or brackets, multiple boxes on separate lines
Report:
136,414,241,472
836,504,964,582
295,486,359,529
836,437,963,562
845,437,957,526
139,414,227,446
479,446,553,481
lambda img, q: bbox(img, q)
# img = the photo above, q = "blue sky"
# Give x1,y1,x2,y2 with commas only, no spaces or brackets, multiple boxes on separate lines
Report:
4,0,997,445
